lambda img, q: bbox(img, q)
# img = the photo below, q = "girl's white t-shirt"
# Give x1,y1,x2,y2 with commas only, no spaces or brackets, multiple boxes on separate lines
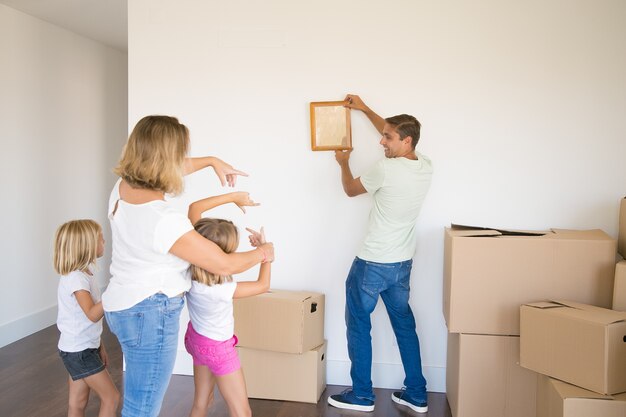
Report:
57,270,102,352
102,179,194,312
186,280,237,341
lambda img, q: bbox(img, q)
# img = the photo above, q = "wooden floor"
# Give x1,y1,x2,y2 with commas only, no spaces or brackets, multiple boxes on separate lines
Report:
0,324,452,417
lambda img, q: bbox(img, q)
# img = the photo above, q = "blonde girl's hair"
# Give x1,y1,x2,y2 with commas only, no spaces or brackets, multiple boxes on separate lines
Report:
53,220,102,276
114,115,190,195
191,218,239,286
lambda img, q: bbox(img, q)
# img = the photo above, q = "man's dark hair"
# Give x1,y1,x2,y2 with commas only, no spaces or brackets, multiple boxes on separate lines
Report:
385,114,421,149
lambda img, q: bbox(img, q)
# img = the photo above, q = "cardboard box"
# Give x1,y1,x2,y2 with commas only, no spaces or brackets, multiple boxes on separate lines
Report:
537,376,626,417
446,333,537,417
237,341,326,403
614,261,626,311
444,226,616,335
520,301,626,395
617,197,626,258
234,289,324,354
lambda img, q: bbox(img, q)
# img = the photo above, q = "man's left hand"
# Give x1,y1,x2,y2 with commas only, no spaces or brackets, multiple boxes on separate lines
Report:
335,149,352,165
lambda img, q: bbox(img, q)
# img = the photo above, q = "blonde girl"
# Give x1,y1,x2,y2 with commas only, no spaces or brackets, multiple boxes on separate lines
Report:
184,194,272,417
54,219,120,417
102,115,274,417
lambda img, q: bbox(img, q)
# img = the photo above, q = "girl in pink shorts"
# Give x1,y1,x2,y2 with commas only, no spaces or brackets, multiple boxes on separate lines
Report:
184,192,273,417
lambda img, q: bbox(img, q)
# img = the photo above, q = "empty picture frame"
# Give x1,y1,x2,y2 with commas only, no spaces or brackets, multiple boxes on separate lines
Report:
310,101,352,151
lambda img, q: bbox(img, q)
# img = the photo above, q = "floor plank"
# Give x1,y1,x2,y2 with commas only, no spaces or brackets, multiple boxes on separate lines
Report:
0,324,451,417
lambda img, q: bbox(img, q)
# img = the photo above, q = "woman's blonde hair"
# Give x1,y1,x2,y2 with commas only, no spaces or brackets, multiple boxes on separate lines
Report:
114,115,190,195
53,219,102,276
191,218,239,286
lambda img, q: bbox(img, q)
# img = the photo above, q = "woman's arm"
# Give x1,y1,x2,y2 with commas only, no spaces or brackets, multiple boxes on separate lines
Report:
169,230,274,276
74,291,104,323
188,192,259,225
183,157,248,187
233,262,271,298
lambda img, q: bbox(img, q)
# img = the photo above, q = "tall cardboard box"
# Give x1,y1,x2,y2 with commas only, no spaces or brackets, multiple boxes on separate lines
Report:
614,261,626,311
520,301,626,395
617,197,626,258
444,226,616,335
537,376,626,417
237,341,326,403
234,290,324,353
446,333,537,417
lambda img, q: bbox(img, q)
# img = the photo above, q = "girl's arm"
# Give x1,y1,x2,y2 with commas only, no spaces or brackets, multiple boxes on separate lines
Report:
233,262,271,298
74,291,104,323
188,192,259,225
183,156,248,187
170,231,274,276
233,226,272,298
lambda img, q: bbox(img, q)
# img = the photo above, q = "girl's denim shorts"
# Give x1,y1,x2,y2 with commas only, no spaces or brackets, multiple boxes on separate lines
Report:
59,347,105,381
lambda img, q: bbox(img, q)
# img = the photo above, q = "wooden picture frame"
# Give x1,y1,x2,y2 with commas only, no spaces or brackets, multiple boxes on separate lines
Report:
310,101,352,151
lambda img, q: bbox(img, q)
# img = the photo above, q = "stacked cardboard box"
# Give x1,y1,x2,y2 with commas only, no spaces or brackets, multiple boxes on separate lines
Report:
536,376,626,417
619,197,626,258
520,300,626,416
233,290,326,403
443,225,617,417
514,199,626,416
520,301,626,395
616,198,626,311
614,261,626,311
446,333,537,417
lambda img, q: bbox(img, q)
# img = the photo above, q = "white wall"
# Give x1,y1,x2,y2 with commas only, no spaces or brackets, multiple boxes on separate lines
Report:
128,0,626,393
0,5,128,347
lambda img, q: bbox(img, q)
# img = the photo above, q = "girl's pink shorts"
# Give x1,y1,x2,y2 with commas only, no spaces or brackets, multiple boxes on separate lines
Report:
184,321,241,376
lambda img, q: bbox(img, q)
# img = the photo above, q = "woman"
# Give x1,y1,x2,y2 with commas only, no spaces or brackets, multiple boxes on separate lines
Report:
102,115,273,417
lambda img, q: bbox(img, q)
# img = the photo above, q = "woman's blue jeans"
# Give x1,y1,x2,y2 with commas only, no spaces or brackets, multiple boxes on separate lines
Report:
345,257,427,402
105,293,184,417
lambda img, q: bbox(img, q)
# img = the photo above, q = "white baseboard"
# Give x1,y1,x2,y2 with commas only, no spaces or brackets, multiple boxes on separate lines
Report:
172,349,446,393
325,359,445,393
0,305,58,348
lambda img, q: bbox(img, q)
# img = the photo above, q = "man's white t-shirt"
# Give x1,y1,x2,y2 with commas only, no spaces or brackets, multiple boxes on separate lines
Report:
102,179,194,312
57,270,102,352
186,280,237,341
358,153,433,263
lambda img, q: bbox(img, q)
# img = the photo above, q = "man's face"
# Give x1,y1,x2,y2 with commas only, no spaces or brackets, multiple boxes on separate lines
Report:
380,124,410,158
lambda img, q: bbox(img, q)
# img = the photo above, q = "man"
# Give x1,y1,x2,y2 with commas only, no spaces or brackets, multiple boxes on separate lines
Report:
327,94,433,413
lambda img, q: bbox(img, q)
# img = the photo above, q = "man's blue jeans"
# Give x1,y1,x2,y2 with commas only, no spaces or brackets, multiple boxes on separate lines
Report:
345,257,427,402
105,293,184,417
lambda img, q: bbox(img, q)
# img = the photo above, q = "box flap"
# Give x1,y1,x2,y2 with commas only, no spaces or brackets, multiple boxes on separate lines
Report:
552,379,616,401
449,224,502,237
615,392,626,401
549,229,614,241
450,224,547,237
523,301,564,309
552,300,626,324
525,300,626,324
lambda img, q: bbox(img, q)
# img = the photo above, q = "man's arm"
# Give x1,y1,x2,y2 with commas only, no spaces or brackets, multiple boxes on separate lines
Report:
344,94,385,135
335,150,367,197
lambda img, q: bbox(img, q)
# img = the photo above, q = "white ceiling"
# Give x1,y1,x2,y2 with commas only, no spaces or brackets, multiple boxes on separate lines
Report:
0,0,127,52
